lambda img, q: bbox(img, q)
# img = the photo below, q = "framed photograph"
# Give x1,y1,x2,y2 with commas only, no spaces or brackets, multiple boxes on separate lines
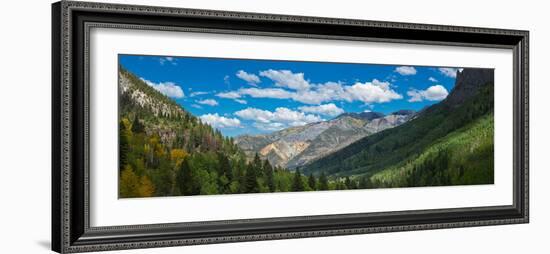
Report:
52,1,529,253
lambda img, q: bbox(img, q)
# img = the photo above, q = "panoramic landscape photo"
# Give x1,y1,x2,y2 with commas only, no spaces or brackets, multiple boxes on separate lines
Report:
118,54,494,198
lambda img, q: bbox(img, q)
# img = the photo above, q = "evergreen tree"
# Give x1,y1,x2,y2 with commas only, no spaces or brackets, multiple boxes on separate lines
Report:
319,172,329,190
263,160,275,192
217,153,233,181
244,163,259,193
345,176,352,189
119,120,129,172
176,158,195,195
358,176,368,189
307,173,316,190
292,169,305,192
131,114,145,133
252,153,263,177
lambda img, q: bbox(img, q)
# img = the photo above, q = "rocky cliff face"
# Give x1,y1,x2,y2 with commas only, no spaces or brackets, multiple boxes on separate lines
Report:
235,110,415,169
444,68,494,107
119,70,188,146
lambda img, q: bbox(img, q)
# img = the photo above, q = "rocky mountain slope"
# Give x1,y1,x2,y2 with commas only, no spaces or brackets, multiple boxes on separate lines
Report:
234,110,415,169
303,68,494,177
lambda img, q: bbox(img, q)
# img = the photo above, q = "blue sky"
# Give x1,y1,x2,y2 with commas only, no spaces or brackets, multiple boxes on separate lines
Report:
119,54,460,137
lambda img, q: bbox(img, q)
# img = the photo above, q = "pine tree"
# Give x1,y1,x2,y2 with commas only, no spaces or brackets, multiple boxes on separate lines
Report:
358,176,368,189
131,114,145,133
263,160,275,192
244,163,259,193
217,153,233,181
292,169,305,192
345,177,352,189
176,158,194,195
252,153,263,177
307,173,316,190
319,172,329,190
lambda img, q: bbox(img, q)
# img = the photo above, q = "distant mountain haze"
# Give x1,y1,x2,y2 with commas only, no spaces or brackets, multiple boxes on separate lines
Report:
234,110,415,169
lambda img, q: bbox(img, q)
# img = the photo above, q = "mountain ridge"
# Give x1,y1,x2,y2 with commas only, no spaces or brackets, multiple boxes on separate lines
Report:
302,68,494,177
234,109,415,169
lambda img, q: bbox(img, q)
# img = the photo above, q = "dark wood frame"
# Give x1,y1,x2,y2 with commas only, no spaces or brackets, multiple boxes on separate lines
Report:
52,1,529,253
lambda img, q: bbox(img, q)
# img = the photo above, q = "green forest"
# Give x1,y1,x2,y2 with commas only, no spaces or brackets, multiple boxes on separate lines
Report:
118,67,494,198
118,68,360,198
303,81,494,188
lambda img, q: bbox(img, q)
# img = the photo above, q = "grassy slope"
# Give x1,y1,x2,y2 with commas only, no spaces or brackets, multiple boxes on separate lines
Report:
369,113,494,187
303,84,494,178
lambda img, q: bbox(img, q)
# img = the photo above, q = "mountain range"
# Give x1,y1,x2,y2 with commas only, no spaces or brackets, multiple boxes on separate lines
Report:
302,68,495,186
234,110,415,169
118,64,496,197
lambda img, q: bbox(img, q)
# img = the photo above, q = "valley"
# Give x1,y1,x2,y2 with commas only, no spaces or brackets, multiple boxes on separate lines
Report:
117,62,494,198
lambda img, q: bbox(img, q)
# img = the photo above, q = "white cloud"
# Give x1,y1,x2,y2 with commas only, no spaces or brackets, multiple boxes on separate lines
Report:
224,75,230,85
235,108,273,123
196,99,219,106
234,99,247,104
344,79,403,103
216,91,242,99
159,56,177,65
216,91,249,104
395,66,417,76
239,87,294,100
438,68,463,78
292,82,350,105
298,103,344,117
140,78,184,98
253,122,286,131
235,107,322,128
200,113,241,128
236,70,261,85
407,85,449,102
190,91,208,97
260,69,310,91
428,77,438,82
218,78,402,105
191,104,202,109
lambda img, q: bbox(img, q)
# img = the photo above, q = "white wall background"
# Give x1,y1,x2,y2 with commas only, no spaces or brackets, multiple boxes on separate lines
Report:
0,0,547,253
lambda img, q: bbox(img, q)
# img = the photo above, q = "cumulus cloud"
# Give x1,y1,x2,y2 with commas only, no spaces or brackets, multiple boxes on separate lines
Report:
407,85,449,102
428,77,438,82
344,79,403,103
235,108,274,123
236,70,261,85
218,79,402,105
200,113,242,128
291,82,350,105
438,68,463,78
298,103,344,117
140,78,184,98
196,99,219,106
235,107,322,129
259,69,310,91
395,66,417,76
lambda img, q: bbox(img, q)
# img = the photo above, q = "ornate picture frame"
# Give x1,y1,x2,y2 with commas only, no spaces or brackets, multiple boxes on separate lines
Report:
52,1,529,253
